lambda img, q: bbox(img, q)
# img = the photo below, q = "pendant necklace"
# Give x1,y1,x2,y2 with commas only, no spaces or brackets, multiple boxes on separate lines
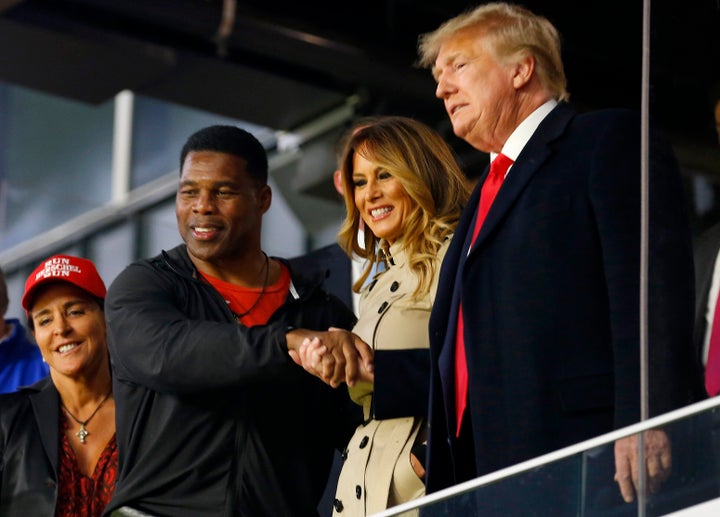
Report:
232,252,270,321
61,391,112,444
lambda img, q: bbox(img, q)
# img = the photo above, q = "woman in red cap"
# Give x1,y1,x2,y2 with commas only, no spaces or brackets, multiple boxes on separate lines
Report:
0,254,116,517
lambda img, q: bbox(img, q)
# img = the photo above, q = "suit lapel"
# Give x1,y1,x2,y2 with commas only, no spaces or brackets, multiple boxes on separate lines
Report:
468,103,574,256
431,181,482,355
29,378,61,473
432,103,575,439
432,182,483,434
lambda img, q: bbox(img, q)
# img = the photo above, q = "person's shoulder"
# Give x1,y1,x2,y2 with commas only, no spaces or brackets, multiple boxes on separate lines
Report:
558,106,643,146
284,259,356,325
0,393,36,438
110,245,191,287
574,106,638,125
288,243,350,284
283,256,325,294
0,377,49,409
1,318,33,346
0,388,31,406
289,243,347,266
306,242,344,255
0,391,26,425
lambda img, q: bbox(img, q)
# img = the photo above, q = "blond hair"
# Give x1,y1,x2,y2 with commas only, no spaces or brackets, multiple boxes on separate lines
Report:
337,116,471,299
418,2,569,102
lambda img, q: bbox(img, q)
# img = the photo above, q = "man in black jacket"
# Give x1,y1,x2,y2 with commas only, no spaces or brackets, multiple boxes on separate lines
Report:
104,125,371,517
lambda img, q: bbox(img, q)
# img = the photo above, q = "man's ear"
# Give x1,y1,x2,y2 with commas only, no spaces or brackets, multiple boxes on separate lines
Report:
512,54,535,90
258,184,272,214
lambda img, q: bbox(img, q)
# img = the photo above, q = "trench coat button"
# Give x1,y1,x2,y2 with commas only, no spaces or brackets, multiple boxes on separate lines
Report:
359,436,369,448
390,281,399,292
356,485,362,499
341,448,348,460
377,301,388,314
334,498,344,512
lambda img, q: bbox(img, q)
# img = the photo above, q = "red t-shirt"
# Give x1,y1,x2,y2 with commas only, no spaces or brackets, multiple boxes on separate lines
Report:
55,417,117,517
201,263,291,327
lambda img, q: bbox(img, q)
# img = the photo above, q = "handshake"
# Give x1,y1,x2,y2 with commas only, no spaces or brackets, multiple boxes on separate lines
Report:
286,327,374,388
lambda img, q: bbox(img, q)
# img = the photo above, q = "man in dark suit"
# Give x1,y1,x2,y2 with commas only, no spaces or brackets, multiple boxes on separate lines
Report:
417,2,698,509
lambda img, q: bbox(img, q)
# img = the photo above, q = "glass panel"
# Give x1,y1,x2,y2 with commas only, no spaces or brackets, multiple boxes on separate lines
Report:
140,198,182,259
87,222,137,287
130,95,278,189
262,177,306,260
3,269,30,323
0,82,114,250
380,402,720,516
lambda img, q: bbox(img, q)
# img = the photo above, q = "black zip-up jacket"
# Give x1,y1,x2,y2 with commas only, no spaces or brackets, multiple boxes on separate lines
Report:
104,245,360,516
0,377,61,516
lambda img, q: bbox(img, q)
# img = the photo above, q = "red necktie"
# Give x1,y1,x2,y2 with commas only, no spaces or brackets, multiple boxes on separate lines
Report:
706,291,720,396
455,153,514,436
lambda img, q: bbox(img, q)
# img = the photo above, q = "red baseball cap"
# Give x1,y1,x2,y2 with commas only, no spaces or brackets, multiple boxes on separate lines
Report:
22,254,107,312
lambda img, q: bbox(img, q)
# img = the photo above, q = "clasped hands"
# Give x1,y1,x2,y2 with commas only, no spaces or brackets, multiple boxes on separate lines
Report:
287,327,374,387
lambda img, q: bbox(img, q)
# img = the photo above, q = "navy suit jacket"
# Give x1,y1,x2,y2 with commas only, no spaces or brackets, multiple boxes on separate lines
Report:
0,376,61,515
426,103,698,491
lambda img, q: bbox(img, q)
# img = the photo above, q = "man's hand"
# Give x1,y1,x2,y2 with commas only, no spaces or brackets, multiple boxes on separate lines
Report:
614,430,672,503
287,328,373,387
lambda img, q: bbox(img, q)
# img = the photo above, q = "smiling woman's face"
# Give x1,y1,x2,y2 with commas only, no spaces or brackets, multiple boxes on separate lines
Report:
30,283,107,380
351,151,413,245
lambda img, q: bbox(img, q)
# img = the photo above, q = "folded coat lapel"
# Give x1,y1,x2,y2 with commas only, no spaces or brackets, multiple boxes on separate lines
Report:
432,181,482,426
468,151,549,253
467,103,573,256
30,380,61,473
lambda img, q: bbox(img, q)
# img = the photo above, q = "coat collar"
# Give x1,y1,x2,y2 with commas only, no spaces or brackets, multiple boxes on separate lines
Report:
378,239,408,270
26,376,61,472
159,244,325,301
468,102,574,255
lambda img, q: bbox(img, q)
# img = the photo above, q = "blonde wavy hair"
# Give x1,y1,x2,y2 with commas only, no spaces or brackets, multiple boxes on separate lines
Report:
337,116,471,299
417,2,569,102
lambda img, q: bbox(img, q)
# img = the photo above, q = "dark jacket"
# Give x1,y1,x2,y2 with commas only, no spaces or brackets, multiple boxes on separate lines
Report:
289,243,353,312
427,104,699,492
0,376,60,516
104,245,360,517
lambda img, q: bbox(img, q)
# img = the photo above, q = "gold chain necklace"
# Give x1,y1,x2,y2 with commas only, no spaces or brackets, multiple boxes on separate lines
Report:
61,391,112,444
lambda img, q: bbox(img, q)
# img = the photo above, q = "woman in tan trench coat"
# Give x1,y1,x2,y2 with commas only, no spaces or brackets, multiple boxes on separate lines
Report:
294,116,470,516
